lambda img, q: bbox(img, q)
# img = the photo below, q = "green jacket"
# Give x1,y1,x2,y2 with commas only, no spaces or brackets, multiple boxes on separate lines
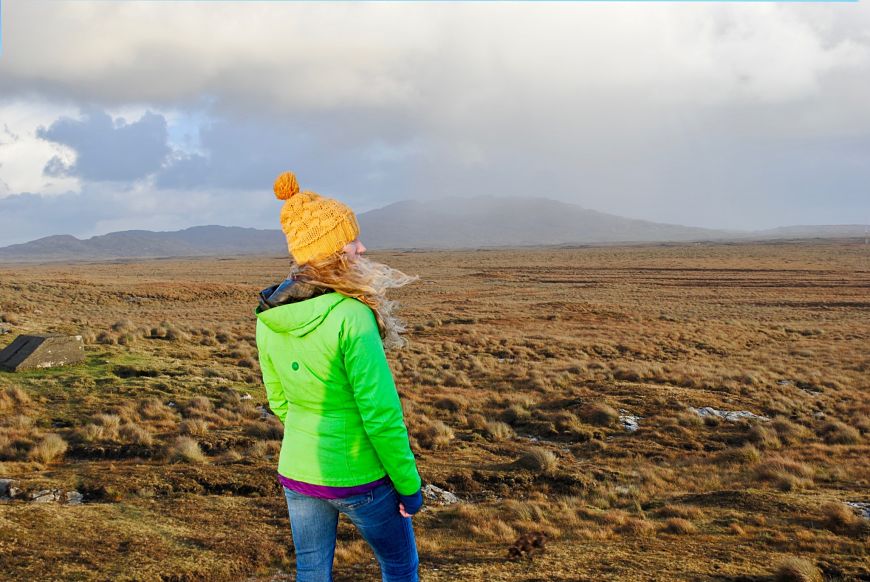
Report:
255,291,422,496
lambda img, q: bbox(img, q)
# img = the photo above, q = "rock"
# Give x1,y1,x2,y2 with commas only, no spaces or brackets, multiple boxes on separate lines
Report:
0,326,9,335
618,409,640,432
65,490,84,505
689,406,769,423
776,380,791,386
31,489,62,503
240,393,253,400
845,502,870,519
422,483,461,505
0,334,85,372
0,478,14,498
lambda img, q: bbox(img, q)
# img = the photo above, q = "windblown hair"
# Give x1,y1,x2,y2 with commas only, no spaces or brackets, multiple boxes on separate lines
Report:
291,252,418,350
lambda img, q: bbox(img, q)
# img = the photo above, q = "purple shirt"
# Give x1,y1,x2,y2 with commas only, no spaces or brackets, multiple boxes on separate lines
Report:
278,473,392,499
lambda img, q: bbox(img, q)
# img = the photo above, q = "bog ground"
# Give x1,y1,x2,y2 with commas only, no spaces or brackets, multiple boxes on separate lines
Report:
0,241,868,581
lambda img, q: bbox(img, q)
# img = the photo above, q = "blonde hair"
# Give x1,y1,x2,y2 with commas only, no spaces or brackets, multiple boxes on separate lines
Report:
291,252,418,350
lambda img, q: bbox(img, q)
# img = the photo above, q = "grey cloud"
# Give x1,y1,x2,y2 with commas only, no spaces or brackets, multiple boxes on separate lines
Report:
36,108,170,181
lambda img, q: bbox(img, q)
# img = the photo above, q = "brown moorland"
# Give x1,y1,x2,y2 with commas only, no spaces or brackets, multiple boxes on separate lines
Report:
0,239,868,581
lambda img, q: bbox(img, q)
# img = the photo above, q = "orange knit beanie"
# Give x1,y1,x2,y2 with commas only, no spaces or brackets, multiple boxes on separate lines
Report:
273,171,360,265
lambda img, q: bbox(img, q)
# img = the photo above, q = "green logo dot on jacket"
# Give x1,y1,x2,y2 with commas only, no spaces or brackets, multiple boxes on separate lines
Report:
255,290,422,497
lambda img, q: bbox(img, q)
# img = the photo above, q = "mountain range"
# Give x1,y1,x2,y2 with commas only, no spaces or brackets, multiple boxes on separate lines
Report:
0,196,864,262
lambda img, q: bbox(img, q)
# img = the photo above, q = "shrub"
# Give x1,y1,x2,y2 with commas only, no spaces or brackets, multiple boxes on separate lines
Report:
244,416,284,440
771,417,812,445
511,447,557,474
660,518,697,535
580,403,619,427
179,419,210,437
485,421,515,441
747,425,781,449
713,445,761,465
773,557,823,582
119,423,153,446
0,386,31,413
820,502,861,535
615,518,656,537
465,413,488,431
185,396,214,415
139,398,177,421
433,396,467,412
415,420,454,450
111,318,134,332
820,421,861,445
75,424,106,443
500,404,531,425
168,437,206,463
28,434,68,463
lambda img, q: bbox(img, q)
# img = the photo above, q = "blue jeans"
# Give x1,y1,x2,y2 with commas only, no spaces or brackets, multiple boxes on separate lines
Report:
283,482,420,582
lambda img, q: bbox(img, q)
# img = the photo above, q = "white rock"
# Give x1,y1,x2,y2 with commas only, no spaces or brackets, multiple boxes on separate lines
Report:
0,478,14,498
65,490,84,505
689,406,769,423
31,489,62,503
422,484,461,505
618,409,641,432
846,502,870,519
240,393,253,400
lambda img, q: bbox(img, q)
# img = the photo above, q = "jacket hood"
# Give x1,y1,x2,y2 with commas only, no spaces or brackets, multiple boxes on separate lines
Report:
256,290,347,336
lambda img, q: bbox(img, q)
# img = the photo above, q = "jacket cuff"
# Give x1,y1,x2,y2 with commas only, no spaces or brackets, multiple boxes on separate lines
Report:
398,488,424,515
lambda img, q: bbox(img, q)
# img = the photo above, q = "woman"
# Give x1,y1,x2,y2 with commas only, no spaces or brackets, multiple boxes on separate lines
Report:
255,171,424,582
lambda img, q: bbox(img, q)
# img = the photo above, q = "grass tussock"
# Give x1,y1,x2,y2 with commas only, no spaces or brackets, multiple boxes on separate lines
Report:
415,419,455,450
773,557,823,582
580,403,619,427
28,434,68,463
167,437,206,464
660,518,698,535
510,447,558,474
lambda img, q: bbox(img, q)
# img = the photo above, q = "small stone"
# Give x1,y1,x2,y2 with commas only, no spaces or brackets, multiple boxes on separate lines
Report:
240,393,253,400
845,502,870,519
776,380,791,386
0,479,14,498
618,409,641,432
65,490,84,505
31,489,62,503
689,406,768,423
422,483,461,505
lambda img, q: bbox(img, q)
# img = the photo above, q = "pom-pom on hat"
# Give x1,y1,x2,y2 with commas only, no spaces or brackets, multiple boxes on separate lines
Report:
273,171,360,265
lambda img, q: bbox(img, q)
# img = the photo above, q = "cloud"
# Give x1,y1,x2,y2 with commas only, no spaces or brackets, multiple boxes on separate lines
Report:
0,1,868,245
35,108,170,182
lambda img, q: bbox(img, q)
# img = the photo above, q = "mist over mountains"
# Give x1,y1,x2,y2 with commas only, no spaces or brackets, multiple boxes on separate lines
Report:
0,196,864,262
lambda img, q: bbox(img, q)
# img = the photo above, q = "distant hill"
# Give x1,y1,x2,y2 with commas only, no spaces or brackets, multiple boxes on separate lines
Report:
0,226,285,262
0,196,864,262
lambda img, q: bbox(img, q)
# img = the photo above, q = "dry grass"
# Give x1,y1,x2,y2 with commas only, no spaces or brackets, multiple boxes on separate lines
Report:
27,434,68,463
510,447,558,474
0,241,868,581
166,437,206,464
773,557,823,582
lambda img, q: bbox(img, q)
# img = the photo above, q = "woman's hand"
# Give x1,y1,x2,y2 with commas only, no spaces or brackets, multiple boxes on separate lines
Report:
398,487,423,517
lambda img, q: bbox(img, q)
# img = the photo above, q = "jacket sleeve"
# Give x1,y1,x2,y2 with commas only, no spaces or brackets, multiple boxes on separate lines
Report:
256,321,288,424
340,303,422,496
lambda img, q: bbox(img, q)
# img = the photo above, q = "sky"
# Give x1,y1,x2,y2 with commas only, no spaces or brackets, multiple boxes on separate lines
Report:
0,1,868,247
